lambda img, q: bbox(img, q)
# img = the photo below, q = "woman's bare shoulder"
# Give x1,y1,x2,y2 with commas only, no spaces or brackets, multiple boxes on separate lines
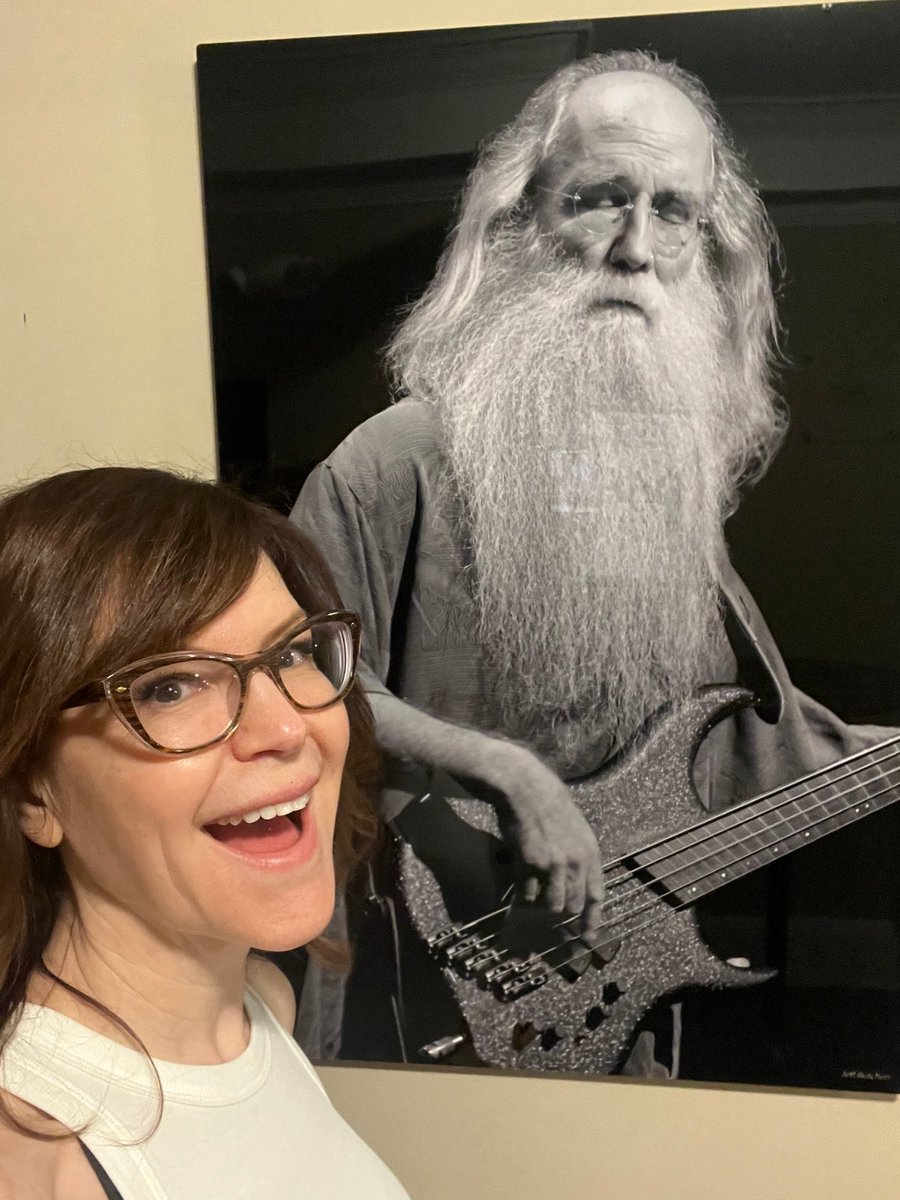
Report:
246,954,298,1035
0,1093,106,1200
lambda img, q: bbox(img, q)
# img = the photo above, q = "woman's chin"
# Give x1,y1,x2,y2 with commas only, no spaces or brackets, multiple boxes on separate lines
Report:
248,878,337,953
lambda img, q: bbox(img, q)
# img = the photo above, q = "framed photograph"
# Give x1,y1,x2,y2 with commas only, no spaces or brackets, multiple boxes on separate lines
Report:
197,2,900,1092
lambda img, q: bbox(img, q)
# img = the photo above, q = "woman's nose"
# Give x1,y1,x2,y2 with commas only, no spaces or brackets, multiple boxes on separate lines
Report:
229,667,309,759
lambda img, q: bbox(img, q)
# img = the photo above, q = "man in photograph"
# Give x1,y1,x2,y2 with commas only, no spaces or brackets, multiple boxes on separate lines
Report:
292,50,882,1070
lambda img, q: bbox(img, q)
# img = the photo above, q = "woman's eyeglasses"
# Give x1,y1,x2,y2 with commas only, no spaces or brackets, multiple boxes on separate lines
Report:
61,611,360,755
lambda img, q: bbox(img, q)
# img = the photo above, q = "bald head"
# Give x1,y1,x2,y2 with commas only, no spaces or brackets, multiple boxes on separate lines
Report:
562,71,712,169
537,72,713,285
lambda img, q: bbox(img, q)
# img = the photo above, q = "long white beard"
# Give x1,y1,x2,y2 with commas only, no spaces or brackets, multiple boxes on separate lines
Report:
412,241,780,770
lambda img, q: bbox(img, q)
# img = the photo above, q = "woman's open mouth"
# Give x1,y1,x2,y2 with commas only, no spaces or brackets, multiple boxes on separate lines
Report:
203,794,310,858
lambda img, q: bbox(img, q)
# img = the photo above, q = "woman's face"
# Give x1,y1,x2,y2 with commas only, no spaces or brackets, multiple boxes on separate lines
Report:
27,555,350,957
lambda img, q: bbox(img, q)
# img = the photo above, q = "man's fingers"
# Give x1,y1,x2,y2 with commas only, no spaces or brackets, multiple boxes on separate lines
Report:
585,859,605,905
563,863,587,919
581,899,606,943
578,859,606,935
515,803,602,916
522,876,541,903
544,866,567,912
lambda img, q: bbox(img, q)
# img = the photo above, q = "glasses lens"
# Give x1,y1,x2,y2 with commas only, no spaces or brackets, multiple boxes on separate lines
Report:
574,181,630,234
129,659,240,751
651,217,694,254
574,181,700,257
277,619,355,710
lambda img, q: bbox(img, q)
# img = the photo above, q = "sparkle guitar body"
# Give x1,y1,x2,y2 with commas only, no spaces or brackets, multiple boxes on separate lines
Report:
395,685,899,1073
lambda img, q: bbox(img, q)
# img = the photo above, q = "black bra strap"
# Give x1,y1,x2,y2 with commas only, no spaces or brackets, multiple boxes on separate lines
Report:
79,1141,126,1200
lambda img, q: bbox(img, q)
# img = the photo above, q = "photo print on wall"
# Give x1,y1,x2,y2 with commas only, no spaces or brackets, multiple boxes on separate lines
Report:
197,1,900,1092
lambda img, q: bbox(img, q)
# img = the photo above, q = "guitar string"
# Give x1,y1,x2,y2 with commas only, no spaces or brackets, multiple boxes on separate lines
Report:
440,739,900,947
440,752,900,983
507,768,900,990
592,730,900,872
541,752,900,969
577,740,900,916
499,774,899,985
539,769,900,979
597,733,900,886
542,782,886,980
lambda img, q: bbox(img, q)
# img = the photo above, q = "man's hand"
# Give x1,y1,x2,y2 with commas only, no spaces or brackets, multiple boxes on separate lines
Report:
484,744,605,939
369,691,605,936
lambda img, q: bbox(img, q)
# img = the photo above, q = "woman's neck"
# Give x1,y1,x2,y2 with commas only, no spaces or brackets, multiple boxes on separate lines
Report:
31,903,252,1065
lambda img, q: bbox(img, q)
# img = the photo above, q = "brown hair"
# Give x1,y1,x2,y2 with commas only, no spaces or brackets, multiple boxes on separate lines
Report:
0,466,379,1084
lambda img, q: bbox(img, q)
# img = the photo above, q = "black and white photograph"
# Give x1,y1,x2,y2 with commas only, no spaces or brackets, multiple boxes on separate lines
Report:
197,2,900,1093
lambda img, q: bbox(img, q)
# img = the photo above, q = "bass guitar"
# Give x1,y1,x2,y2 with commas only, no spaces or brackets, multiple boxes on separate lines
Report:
392,685,900,1073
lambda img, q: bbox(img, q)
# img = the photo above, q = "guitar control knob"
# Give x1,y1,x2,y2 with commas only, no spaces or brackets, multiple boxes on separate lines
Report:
602,981,624,1005
585,1005,605,1030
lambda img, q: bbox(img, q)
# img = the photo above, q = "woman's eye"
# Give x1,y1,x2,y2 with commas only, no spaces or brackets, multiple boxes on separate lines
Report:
134,673,206,706
279,640,315,670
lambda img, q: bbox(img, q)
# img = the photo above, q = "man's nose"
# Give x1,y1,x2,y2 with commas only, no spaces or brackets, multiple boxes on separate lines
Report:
230,667,309,759
607,197,654,273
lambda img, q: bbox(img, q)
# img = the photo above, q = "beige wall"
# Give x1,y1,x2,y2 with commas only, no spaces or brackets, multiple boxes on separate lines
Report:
3,2,897,1196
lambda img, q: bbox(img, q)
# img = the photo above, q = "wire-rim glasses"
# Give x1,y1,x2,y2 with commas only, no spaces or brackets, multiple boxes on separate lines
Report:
61,610,361,755
541,180,706,259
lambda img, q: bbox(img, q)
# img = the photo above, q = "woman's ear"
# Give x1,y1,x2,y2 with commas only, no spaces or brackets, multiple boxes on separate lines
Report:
18,785,63,849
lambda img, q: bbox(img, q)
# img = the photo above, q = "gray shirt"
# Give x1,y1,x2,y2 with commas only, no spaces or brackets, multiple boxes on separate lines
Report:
293,399,883,813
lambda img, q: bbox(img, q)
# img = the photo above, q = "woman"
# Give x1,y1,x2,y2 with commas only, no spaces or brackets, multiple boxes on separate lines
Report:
0,467,411,1199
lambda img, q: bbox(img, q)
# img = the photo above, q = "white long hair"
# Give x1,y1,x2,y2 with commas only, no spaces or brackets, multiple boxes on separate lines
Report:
387,49,787,495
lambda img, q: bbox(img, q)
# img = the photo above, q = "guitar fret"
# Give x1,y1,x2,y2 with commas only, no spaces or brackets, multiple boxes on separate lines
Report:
402,689,900,1076
633,743,900,903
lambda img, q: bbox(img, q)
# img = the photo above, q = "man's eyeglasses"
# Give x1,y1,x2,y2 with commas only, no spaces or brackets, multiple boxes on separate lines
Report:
540,180,706,259
61,611,361,755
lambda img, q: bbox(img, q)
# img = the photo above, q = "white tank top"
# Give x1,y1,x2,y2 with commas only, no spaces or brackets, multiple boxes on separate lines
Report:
0,988,410,1200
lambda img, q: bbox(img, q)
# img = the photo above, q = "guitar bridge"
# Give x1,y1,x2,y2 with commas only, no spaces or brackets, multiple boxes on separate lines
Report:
427,925,551,1000
494,960,550,1002
426,924,463,954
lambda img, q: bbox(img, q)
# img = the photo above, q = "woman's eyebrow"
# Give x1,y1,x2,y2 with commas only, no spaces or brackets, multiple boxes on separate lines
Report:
182,609,309,655
268,610,310,642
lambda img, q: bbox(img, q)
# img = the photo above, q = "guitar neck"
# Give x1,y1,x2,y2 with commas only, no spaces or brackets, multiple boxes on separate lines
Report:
630,734,900,904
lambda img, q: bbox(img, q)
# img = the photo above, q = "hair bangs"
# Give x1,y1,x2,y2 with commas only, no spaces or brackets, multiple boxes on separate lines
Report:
82,498,262,685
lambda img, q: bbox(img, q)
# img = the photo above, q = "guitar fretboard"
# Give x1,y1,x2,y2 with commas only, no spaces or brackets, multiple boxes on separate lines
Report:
628,735,900,904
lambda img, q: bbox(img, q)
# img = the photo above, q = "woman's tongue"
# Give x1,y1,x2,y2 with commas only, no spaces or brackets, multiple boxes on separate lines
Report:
206,815,300,854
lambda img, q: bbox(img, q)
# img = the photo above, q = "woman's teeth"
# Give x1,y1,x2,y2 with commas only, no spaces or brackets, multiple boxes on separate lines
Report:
213,794,310,827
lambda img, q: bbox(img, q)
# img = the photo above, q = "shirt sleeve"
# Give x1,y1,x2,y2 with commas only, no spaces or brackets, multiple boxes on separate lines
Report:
291,458,412,697
697,554,896,811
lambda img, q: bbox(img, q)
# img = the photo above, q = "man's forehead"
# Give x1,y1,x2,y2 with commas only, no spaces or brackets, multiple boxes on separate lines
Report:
549,71,712,189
